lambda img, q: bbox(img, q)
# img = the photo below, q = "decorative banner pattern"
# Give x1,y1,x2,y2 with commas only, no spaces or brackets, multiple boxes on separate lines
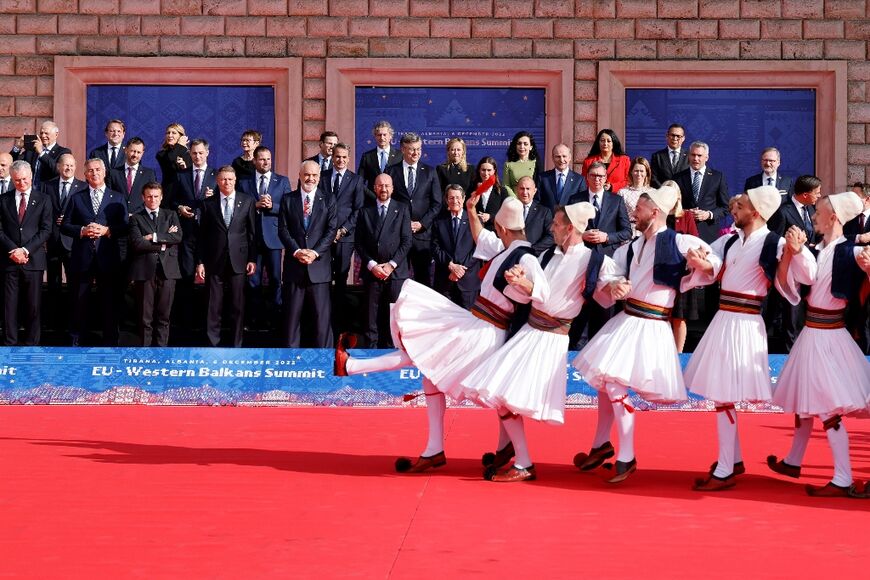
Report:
0,347,821,413
625,88,817,193
354,87,547,168
86,85,276,182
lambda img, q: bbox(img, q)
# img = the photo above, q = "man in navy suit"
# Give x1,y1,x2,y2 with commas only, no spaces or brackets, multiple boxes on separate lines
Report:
169,138,217,279
514,176,554,256
278,160,337,347
88,119,127,173
357,120,402,196
195,166,257,347
567,161,632,347
355,173,412,348
0,161,52,345
673,141,730,244
743,147,794,194
108,137,158,217
537,144,587,210
238,145,292,319
11,121,71,189
305,131,339,173
60,158,129,346
650,123,689,187
321,142,365,333
431,184,480,309
767,175,823,351
387,132,441,286
128,182,182,347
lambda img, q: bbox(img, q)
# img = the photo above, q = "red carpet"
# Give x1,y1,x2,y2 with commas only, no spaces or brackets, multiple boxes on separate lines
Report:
0,407,867,578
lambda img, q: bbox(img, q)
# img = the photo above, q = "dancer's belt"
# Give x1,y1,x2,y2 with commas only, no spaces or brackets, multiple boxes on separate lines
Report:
624,298,671,321
718,290,763,315
471,294,512,330
527,308,572,335
805,306,846,329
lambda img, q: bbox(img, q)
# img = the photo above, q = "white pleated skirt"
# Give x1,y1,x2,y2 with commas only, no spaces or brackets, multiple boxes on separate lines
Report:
573,311,687,403
392,280,506,400
773,326,870,416
462,325,569,424
684,311,772,404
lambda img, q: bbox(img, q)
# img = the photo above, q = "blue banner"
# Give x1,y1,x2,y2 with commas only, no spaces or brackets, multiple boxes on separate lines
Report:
625,89,816,195
86,85,276,181
355,87,546,168
0,347,805,412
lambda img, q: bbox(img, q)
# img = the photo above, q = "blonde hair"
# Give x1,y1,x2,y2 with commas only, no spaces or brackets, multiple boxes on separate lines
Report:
662,179,684,217
445,137,468,172
162,123,186,149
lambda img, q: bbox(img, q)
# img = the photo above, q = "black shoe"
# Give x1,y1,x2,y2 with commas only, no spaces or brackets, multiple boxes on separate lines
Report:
482,442,515,469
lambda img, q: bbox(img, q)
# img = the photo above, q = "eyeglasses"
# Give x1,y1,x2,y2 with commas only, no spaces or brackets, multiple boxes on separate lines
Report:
667,134,685,139
588,173,607,179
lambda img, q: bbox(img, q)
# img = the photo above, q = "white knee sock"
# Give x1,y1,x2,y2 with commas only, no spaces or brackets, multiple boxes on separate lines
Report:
497,418,510,450
733,419,743,464
784,416,814,466
612,400,635,463
422,377,445,457
501,414,532,468
346,349,412,375
591,390,614,448
713,410,738,478
822,415,852,487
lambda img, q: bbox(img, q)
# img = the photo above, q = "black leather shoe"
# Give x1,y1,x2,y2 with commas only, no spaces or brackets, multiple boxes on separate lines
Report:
395,451,447,473
573,441,615,471
709,460,746,476
693,473,736,491
806,482,850,498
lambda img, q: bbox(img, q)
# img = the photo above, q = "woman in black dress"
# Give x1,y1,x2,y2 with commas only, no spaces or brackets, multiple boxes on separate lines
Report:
155,122,192,192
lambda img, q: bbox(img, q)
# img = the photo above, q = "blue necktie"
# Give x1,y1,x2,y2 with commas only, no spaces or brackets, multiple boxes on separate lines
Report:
691,171,701,205
801,205,813,236
556,173,564,201
379,150,386,172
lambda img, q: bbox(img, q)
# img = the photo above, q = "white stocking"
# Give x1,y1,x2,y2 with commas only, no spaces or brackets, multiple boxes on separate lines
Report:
591,390,614,448
501,414,532,468
346,349,412,375
821,414,852,487
784,416,814,467
712,409,738,478
422,377,445,457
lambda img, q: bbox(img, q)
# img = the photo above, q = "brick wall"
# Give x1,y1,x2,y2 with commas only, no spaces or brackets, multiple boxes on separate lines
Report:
1,0,869,182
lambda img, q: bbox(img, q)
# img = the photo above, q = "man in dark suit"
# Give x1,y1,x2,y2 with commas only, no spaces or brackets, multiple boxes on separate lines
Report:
11,121,72,189
743,147,794,194
87,119,127,173
844,184,870,353
514,176,554,255
322,142,365,333
278,160,337,348
108,137,158,217
767,174,823,351
128,182,182,347
355,173,412,348
0,152,11,196
357,120,402,196
537,144,587,210
60,158,129,346
238,145,292,319
673,141,730,244
195,166,257,347
41,153,87,329
567,162,632,256
387,132,441,286
305,131,339,173
567,161,632,348
650,123,690,188
431,184,480,309
0,161,52,345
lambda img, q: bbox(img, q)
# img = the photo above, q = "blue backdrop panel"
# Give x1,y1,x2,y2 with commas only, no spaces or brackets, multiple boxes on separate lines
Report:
0,347,814,412
355,87,546,169
625,89,816,195
86,85,276,181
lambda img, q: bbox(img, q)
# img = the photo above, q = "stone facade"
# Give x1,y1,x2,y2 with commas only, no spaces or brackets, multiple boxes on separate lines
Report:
1,0,869,181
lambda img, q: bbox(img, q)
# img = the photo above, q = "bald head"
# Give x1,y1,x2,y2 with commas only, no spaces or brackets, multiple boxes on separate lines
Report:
552,144,572,171
0,152,12,179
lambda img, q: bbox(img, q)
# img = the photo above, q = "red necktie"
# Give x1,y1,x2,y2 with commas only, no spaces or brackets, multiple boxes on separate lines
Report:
18,194,26,223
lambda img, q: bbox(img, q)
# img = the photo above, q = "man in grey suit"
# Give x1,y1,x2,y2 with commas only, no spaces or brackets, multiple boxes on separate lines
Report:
650,123,689,187
128,182,182,347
